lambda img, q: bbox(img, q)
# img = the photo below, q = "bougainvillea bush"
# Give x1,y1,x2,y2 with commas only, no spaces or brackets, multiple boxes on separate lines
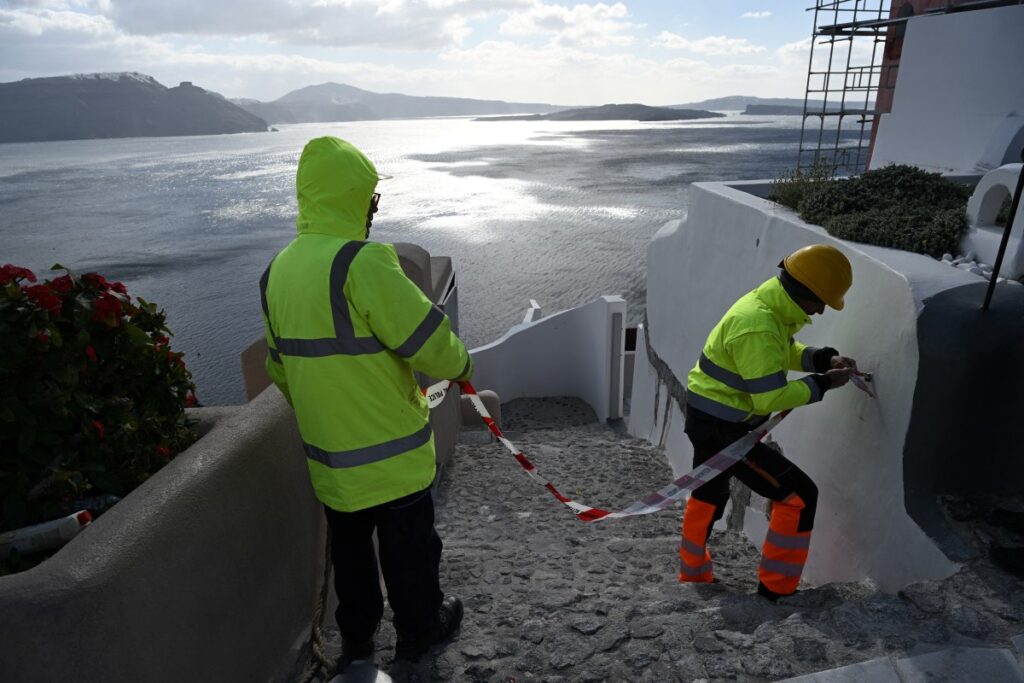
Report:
0,264,197,540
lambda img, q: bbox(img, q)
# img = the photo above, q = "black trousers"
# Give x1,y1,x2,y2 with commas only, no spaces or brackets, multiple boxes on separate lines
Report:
684,405,817,535
324,487,444,643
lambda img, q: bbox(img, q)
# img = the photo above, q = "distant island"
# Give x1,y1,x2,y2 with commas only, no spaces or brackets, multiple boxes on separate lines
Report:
742,104,805,115
476,104,725,122
670,95,809,111
0,75,851,143
0,73,268,143
232,82,561,124
669,96,873,116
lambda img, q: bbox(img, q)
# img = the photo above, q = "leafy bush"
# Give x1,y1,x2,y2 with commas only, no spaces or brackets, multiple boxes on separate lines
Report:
823,207,967,258
768,159,837,210
792,164,972,258
1,264,197,542
996,195,1012,227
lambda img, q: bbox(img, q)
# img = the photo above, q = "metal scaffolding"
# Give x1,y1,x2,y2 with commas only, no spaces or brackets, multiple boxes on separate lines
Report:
798,0,892,176
798,0,1024,175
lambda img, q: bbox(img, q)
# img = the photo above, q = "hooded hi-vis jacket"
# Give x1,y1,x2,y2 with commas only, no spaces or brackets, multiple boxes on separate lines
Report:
686,276,825,426
260,137,472,512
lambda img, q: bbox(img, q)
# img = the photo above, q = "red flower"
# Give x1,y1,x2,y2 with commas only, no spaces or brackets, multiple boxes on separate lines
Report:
83,273,109,290
91,420,105,439
85,345,97,362
166,350,175,363
153,335,169,348
185,392,198,407
22,284,62,314
155,445,171,459
0,264,36,285
50,274,74,293
110,281,128,295
36,330,51,343
92,292,123,325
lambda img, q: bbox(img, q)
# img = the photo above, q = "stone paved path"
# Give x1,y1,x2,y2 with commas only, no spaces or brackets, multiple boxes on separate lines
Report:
315,397,1024,683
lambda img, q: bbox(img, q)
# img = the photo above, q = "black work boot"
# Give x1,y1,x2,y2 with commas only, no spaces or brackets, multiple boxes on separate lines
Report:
992,506,1024,533
341,636,374,660
395,596,464,662
757,581,796,603
336,634,375,673
991,546,1024,576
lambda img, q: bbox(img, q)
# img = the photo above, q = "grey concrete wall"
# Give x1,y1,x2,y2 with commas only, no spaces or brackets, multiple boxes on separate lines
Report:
0,388,323,683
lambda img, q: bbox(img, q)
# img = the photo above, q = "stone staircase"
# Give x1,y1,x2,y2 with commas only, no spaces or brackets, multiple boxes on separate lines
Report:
324,397,1024,682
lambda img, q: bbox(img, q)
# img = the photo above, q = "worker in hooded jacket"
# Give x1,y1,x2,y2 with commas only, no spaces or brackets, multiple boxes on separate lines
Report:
679,244,856,601
260,136,473,665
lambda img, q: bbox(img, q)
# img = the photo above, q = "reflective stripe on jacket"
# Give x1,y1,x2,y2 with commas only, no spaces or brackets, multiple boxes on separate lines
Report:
686,276,823,425
261,137,472,512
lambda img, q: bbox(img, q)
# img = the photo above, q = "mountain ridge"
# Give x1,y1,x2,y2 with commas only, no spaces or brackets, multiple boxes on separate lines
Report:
0,73,268,143
233,81,564,123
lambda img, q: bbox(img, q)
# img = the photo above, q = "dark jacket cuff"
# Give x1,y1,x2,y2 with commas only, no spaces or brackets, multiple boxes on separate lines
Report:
810,373,831,397
812,347,839,373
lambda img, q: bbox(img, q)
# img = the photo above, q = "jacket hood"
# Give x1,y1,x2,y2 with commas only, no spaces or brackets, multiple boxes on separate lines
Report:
756,277,812,327
295,136,380,239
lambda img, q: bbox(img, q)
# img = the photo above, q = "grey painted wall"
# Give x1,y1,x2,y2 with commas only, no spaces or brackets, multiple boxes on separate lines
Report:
0,389,323,683
903,281,1024,560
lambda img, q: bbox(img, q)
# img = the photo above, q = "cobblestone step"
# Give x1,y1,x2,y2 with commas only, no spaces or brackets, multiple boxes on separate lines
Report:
313,398,1024,682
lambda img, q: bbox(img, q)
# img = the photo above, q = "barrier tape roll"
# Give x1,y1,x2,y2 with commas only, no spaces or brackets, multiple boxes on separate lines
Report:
422,369,874,522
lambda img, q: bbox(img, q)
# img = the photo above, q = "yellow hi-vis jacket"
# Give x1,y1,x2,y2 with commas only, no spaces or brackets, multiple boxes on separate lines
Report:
687,276,824,426
260,137,472,512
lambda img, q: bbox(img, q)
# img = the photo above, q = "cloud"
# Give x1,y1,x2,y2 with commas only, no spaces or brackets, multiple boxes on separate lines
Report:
777,36,877,71
93,0,530,49
499,1,638,47
652,31,766,56
741,11,771,19
0,3,808,103
437,40,791,104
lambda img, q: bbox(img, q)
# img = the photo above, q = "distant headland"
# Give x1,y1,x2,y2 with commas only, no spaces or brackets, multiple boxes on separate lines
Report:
0,73,268,143
0,73,818,144
475,104,725,122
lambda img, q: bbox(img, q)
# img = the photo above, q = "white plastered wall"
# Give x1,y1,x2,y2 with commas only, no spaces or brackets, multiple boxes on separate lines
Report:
470,295,626,422
963,163,1024,279
870,5,1024,173
629,181,985,591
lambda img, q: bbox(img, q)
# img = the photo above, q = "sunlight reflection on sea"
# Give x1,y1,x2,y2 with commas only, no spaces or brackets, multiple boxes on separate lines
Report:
0,114,853,404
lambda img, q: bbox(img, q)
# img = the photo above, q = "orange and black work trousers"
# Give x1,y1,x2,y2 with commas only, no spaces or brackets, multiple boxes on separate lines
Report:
679,404,818,598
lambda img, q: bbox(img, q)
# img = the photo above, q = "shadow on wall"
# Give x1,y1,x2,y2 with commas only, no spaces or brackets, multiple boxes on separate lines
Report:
903,281,1024,560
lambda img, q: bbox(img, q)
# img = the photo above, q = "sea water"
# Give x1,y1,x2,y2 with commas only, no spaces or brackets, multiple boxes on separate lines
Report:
0,114,845,404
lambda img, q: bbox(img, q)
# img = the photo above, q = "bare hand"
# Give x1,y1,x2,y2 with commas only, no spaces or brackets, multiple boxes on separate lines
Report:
831,355,858,372
825,368,852,388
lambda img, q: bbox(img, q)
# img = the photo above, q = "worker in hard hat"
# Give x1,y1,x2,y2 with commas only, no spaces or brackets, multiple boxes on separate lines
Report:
679,244,856,601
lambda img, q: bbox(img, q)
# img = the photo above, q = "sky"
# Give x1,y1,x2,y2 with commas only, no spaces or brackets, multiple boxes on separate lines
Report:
0,1,821,105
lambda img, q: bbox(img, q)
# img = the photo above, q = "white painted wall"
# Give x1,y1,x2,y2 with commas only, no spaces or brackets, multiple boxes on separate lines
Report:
629,180,989,591
470,296,626,422
964,163,1024,279
870,5,1024,174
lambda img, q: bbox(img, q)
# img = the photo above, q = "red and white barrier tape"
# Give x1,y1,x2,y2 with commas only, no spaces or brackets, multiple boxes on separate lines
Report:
423,370,874,522
850,370,875,398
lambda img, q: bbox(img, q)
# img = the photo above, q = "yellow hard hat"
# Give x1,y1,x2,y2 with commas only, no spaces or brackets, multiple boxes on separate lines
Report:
782,244,853,310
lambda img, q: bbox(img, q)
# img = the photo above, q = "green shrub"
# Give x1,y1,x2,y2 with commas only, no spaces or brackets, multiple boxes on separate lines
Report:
996,195,1012,227
768,159,837,210
0,264,197,546
823,206,966,258
789,164,972,258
